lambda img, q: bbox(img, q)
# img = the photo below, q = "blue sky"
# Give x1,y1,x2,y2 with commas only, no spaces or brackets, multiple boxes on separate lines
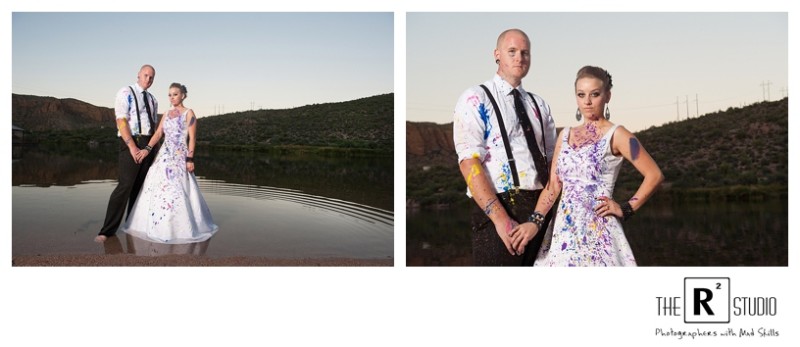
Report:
12,12,393,117
407,12,788,132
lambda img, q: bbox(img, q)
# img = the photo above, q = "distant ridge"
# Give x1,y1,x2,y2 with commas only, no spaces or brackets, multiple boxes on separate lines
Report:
198,93,393,151
13,93,393,151
12,94,114,131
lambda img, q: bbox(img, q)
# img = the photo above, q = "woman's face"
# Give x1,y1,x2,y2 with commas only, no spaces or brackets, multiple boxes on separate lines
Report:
575,77,610,120
168,87,184,106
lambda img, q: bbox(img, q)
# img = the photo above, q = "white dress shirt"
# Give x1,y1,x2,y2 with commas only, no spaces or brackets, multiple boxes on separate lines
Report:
115,83,158,137
453,74,557,196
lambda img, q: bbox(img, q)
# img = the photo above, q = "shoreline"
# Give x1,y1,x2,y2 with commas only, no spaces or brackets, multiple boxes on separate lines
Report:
12,254,393,267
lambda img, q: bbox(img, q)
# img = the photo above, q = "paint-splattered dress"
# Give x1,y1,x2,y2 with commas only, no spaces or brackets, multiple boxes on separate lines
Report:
534,125,636,266
122,108,218,244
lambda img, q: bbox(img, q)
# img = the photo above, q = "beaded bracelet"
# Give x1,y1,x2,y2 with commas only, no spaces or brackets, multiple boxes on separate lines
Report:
528,211,545,228
620,201,635,221
144,145,153,152
185,157,194,163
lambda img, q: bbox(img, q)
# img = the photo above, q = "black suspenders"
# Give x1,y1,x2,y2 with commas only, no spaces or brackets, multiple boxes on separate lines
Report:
479,84,546,189
128,86,154,136
128,86,143,136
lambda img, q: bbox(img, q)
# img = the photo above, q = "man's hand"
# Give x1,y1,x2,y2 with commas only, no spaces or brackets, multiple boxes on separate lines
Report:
129,146,141,164
494,219,520,256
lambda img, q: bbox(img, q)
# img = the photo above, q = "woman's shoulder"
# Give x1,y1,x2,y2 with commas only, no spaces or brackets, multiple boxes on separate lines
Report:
610,123,632,137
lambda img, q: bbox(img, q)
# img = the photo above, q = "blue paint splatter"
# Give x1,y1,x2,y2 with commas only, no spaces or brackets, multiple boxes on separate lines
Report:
501,162,513,192
478,103,492,140
630,138,640,160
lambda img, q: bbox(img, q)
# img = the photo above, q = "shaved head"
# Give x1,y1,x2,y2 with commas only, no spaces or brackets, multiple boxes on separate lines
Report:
496,29,530,49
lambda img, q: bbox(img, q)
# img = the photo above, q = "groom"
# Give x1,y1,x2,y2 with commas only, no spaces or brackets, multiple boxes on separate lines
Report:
95,64,160,243
453,29,557,265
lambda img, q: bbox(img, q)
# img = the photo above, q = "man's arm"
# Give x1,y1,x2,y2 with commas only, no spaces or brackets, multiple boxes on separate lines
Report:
459,158,517,255
454,87,518,256
114,88,141,163
117,118,141,163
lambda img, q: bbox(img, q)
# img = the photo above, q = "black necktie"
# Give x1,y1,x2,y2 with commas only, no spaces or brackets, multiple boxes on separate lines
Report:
511,89,548,187
142,91,155,135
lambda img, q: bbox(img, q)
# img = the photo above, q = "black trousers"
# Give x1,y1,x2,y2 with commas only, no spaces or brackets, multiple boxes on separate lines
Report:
471,189,554,266
98,136,157,237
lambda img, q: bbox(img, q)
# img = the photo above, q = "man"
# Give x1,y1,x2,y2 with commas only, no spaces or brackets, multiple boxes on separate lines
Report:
95,64,159,243
453,29,557,266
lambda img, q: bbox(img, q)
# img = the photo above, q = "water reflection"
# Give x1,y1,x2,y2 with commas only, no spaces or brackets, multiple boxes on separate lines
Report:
12,144,393,210
407,199,787,266
12,146,393,259
101,234,211,256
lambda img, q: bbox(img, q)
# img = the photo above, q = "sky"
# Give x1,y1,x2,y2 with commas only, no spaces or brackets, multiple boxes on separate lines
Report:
11,12,393,118
407,12,788,132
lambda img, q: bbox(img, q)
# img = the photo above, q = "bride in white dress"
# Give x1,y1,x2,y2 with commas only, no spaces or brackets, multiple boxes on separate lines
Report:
121,83,218,244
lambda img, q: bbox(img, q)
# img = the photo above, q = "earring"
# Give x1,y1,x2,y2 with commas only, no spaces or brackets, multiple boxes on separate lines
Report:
604,105,611,120
495,59,500,64
575,108,581,121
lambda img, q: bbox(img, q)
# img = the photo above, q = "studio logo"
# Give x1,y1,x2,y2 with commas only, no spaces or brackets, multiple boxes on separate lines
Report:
684,277,730,323
654,276,780,340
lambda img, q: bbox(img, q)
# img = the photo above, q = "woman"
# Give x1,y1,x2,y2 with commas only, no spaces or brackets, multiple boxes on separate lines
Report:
121,83,218,244
510,66,664,266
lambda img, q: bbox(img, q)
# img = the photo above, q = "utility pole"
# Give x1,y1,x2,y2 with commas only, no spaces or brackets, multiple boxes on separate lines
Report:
693,94,699,118
685,95,689,119
676,96,680,121
760,81,773,101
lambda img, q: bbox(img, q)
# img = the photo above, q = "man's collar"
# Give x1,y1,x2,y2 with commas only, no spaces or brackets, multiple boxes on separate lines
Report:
132,83,146,93
493,74,525,96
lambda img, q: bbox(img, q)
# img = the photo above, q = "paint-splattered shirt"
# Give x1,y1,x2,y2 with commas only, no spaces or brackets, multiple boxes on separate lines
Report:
453,74,556,196
114,83,159,137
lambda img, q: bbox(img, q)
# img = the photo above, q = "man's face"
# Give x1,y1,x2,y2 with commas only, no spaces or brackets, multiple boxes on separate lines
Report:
137,66,156,90
495,31,530,82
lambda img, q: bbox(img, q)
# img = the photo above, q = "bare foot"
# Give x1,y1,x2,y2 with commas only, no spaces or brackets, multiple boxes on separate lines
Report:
94,235,108,243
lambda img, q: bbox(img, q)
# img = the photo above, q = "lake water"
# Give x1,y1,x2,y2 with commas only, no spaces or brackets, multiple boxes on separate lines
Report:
406,198,787,266
12,145,394,260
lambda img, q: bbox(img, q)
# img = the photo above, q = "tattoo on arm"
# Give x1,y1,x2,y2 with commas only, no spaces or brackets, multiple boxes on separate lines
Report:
189,115,196,127
483,198,498,216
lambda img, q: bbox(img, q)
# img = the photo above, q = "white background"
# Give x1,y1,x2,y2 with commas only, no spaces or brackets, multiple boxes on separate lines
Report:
2,1,797,346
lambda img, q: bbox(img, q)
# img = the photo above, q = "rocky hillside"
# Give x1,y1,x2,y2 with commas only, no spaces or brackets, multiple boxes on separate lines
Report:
198,93,393,151
12,93,393,151
406,121,455,167
12,94,114,131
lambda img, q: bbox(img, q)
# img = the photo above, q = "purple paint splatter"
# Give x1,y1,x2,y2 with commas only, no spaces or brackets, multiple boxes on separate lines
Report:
629,138,640,161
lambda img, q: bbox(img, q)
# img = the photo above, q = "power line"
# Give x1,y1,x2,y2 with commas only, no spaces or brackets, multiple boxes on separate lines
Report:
760,80,773,101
